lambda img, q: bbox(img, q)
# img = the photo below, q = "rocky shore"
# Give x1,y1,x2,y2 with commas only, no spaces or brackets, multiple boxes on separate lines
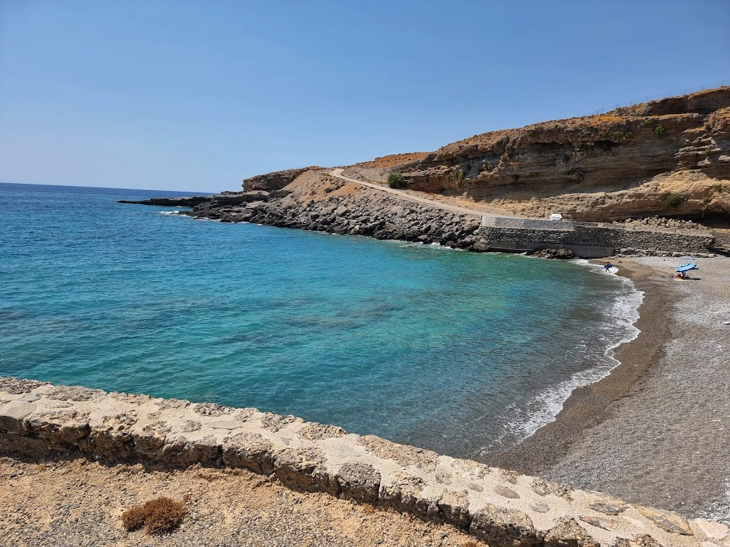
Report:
126,169,719,258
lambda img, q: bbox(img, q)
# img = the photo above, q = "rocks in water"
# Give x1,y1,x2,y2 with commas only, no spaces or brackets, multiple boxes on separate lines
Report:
118,193,268,208
118,196,215,207
528,248,576,259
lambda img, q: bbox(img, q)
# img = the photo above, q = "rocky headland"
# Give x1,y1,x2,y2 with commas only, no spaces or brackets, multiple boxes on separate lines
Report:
122,87,730,258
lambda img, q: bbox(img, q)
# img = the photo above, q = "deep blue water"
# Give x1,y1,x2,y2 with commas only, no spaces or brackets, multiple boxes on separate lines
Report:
0,182,641,458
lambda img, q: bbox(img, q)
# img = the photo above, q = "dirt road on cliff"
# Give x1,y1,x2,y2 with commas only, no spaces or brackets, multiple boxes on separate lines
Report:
330,168,505,220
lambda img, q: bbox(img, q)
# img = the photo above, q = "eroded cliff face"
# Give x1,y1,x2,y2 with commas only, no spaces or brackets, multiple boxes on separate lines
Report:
342,87,730,223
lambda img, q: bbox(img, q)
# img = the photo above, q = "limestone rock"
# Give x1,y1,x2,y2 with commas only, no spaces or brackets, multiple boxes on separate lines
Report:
469,504,539,546
494,485,520,499
544,517,600,547
335,462,380,503
274,447,338,496
613,534,663,547
587,494,630,515
436,490,470,527
692,518,729,540
222,432,274,474
637,506,694,536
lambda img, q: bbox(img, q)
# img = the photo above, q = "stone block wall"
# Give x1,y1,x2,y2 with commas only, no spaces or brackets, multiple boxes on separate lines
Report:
1,377,727,546
475,223,714,257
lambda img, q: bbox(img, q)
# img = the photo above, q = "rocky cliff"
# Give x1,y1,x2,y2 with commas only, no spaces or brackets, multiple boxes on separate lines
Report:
341,87,730,223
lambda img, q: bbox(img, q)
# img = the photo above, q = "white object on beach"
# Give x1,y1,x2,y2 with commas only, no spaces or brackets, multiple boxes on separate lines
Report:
723,321,730,325
549,213,563,221
608,266,619,274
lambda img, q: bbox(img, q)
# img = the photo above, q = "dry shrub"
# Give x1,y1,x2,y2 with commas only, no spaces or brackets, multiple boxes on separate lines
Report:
462,542,480,547
122,497,187,535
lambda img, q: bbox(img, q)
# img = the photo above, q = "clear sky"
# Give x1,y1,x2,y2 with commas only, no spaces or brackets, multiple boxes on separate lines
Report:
1,1,728,192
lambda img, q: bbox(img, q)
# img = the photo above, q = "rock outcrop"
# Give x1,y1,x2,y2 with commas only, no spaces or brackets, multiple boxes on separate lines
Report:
118,192,269,208
243,167,321,192
118,195,217,207
2,377,726,547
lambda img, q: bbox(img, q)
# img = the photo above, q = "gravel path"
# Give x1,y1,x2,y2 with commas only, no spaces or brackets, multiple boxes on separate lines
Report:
330,169,493,218
0,457,485,547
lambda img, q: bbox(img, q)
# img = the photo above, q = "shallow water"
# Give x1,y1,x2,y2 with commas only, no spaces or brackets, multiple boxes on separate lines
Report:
0,182,641,459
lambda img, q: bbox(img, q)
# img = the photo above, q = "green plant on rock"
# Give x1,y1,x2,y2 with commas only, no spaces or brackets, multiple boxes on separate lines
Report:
641,119,655,128
599,130,634,143
703,148,714,155
654,124,666,138
667,193,683,207
387,173,406,189
447,169,466,187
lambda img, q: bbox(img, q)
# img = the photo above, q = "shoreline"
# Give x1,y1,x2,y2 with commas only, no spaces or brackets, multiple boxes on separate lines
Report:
485,258,666,473
489,255,730,524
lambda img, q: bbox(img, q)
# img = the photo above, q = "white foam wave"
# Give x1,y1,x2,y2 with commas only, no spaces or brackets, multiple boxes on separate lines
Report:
159,210,180,215
482,262,644,453
699,478,730,525
427,242,464,251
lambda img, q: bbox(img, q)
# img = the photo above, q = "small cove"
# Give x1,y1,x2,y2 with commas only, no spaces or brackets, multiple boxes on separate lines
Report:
0,182,641,459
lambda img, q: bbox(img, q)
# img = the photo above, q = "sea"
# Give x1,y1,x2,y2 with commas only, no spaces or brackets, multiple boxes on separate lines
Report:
0,182,642,459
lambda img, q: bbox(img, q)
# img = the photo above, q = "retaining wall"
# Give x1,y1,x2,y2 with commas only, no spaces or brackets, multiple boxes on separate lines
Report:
477,222,714,257
1,377,728,546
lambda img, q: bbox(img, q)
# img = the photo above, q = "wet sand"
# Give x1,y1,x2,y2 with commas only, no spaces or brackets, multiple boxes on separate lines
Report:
487,256,730,524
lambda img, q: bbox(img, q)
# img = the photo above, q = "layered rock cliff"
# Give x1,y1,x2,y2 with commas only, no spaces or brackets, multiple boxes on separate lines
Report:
341,87,730,223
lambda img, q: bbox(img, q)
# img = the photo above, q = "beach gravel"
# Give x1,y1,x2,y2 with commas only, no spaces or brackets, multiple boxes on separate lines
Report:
497,256,730,525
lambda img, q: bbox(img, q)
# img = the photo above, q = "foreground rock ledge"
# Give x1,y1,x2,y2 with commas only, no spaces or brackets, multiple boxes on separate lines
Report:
0,378,725,546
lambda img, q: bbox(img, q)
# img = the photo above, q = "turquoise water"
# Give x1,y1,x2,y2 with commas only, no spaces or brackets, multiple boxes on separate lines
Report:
0,182,641,459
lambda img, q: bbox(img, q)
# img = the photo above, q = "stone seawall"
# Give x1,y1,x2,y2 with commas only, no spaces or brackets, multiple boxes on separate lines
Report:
1,377,727,546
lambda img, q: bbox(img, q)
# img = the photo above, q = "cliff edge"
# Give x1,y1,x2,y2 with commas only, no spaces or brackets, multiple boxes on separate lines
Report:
337,87,730,223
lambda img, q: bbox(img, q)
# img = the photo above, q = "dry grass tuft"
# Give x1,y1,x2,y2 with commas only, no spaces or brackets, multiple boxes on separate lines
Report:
461,542,480,547
122,496,187,535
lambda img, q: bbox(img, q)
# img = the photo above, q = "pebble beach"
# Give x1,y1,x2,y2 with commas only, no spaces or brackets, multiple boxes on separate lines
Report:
492,255,730,525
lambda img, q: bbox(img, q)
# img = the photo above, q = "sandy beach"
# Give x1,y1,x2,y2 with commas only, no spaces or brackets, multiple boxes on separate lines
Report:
490,255,730,525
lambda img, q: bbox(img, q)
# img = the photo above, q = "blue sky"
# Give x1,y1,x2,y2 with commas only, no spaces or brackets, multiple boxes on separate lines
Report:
1,1,728,192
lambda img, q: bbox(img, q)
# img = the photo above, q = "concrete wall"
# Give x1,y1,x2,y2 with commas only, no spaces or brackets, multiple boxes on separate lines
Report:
1,377,727,547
